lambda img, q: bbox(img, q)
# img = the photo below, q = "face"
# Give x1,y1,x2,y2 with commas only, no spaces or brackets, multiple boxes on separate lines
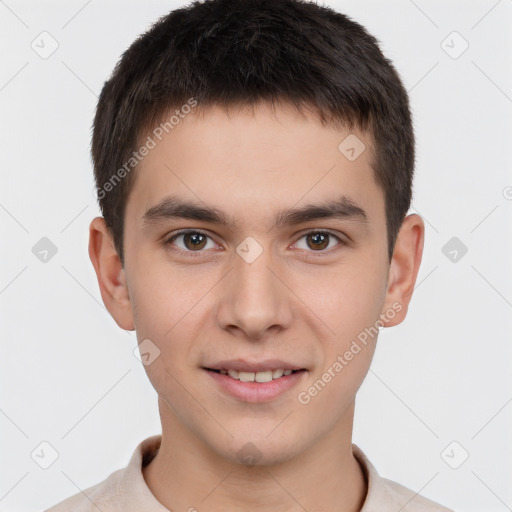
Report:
90,101,423,466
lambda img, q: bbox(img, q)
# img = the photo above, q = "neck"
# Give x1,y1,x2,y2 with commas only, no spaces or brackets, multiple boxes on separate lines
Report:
143,399,367,512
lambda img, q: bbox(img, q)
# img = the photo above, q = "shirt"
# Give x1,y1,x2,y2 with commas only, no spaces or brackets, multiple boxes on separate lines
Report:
45,435,453,512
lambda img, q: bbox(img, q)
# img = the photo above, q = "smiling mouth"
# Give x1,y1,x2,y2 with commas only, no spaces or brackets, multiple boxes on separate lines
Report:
205,368,306,383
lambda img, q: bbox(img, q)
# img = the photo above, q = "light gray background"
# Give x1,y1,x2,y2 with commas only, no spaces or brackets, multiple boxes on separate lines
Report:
1,1,511,511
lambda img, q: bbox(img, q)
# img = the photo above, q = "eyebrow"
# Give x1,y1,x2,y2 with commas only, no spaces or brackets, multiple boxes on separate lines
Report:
141,194,368,230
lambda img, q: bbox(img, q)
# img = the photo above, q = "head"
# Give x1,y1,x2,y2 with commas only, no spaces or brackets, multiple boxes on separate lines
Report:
89,0,424,466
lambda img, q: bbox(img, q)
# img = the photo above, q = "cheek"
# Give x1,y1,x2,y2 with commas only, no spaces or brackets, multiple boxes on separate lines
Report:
128,254,207,339
133,308,201,416
129,281,204,403
295,253,386,404
297,259,386,339
128,258,214,357
297,329,377,418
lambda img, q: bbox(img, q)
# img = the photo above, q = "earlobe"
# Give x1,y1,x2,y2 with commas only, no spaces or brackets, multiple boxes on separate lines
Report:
88,217,135,331
380,213,425,328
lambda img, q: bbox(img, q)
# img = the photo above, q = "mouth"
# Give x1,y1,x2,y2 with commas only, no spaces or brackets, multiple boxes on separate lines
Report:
203,366,307,402
205,367,306,382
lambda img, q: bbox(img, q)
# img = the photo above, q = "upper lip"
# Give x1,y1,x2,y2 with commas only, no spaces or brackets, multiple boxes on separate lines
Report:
204,359,306,372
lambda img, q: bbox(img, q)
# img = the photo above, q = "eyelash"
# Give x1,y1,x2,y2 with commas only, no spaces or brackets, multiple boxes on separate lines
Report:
163,229,345,257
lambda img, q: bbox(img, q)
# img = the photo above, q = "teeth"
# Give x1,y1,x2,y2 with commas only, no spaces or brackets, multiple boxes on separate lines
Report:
255,370,273,382
219,368,298,382
238,371,255,382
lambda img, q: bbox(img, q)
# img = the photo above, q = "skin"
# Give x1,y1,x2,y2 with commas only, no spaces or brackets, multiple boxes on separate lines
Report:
89,101,424,512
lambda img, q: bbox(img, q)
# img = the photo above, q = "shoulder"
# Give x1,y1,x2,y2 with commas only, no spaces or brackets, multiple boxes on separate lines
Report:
44,468,123,512
353,445,453,512
44,435,163,512
374,476,453,512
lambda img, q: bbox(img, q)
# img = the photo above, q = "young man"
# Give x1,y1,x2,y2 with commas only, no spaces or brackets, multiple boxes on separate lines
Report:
47,0,452,510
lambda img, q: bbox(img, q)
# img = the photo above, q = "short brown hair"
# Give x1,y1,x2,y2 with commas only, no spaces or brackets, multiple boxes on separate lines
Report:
92,0,414,264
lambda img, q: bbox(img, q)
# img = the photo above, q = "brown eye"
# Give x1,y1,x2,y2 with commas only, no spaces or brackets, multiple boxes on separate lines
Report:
293,230,344,253
306,232,329,250
165,230,216,254
182,232,207,250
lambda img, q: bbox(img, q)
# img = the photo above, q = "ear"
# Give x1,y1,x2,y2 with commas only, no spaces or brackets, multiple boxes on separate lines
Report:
88,217,135,331
380,213,425,327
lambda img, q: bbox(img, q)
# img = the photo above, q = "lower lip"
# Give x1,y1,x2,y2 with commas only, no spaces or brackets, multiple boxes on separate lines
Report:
205,369,307,403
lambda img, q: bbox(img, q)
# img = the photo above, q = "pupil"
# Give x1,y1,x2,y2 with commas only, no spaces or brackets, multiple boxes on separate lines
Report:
308,233,328,250
186,233,206,249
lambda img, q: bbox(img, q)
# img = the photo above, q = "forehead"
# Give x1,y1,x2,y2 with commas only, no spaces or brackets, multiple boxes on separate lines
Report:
126,102,385,232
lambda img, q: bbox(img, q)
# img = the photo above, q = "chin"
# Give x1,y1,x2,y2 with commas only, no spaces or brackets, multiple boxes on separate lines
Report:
213,433,306,468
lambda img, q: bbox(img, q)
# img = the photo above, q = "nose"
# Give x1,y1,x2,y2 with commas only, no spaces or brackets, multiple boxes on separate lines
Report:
214,243,294,340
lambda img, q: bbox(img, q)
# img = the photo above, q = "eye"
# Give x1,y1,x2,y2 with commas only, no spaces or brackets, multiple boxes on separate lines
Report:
164,229,345,257
164,230,219,254
293,230,344,253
